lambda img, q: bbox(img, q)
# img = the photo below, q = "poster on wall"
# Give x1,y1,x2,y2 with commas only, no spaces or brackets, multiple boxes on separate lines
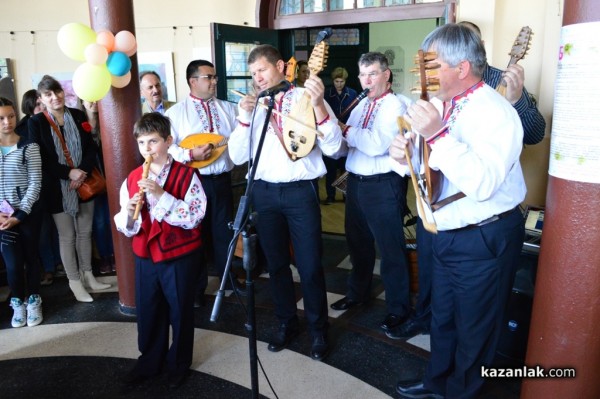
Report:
548,21,600,184
138,52,177,102
376,46,404,93
31,73,78,108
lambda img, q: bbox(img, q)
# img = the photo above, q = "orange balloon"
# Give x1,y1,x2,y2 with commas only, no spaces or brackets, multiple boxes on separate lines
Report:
96,30,115,53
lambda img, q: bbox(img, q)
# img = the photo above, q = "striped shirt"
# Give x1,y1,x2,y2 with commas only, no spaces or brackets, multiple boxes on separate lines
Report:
482,64,546,145
0,141,42,220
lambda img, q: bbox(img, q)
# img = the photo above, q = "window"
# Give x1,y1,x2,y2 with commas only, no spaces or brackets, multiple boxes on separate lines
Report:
224,42,257,102
279,0,442,14
295,28,360,47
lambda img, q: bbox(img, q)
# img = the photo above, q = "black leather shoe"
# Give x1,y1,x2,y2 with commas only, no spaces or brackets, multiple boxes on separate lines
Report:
396,381,442,398
380,313,406,331
268,323,299,352
168,370,190,390
122,367,157,385
330,296,362,311
310,335,329,361
385,318,429,340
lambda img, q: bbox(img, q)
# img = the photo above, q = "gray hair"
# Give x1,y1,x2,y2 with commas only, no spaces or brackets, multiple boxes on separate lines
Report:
422,23,487,77
358,52,389,71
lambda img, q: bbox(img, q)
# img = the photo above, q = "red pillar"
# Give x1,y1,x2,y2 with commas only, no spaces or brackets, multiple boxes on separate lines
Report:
88,0,141,314
521,1,600,398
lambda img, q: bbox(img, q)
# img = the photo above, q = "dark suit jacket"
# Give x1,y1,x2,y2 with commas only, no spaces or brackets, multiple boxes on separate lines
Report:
28,108,98,213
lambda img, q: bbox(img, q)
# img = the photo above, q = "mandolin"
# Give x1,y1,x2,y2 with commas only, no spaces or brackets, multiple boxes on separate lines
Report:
179,133,228,169
285,56,297,83
410,50,443,207
496,26,533,96
282,28,332,160
397,49,441,233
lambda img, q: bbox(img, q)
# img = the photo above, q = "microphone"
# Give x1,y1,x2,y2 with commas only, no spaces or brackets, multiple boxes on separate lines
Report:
257,80,291,98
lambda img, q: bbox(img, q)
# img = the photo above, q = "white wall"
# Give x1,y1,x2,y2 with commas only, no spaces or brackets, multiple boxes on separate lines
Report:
0,0,255,106
458,0,563,206
369,19,439,99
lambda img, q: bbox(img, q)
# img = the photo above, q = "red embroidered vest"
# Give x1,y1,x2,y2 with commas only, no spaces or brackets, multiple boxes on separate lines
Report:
127,161,202,263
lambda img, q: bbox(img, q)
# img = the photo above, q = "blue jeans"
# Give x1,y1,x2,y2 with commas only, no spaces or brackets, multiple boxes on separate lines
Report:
92,193,114,258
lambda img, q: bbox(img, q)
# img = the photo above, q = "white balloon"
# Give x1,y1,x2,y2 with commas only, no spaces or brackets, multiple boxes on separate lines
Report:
84,43,109,65
111,71,132,89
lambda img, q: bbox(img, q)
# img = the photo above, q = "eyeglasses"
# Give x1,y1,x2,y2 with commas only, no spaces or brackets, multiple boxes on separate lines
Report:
191,74,219,82
358,71,384,80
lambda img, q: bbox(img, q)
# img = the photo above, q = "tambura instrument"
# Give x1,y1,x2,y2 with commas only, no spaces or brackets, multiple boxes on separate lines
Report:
179,133,228,169
331,171,349,195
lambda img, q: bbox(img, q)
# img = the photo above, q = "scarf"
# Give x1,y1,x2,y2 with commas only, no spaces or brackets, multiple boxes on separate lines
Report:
49,108,83,216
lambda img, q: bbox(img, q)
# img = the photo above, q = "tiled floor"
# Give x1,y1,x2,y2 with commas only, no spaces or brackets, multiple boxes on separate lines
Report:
0,234,521,398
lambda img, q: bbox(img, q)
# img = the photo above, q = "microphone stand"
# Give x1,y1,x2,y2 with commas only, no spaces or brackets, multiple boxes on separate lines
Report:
211,94,276,399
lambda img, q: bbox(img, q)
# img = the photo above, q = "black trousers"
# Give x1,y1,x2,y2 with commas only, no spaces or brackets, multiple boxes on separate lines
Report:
1,203,42,299
344,172,410,316
196,172,234,294
251,179,328,336
424,207,524,399
412,218,433,326
134,249,201,377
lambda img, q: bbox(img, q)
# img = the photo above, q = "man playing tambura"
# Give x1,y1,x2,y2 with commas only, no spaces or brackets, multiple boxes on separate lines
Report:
166,60,243,304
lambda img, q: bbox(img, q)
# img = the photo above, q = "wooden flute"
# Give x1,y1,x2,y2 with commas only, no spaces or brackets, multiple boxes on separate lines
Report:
132,154,153,221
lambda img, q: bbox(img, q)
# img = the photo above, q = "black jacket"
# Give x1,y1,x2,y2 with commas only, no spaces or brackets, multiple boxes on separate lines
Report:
28,108,98,213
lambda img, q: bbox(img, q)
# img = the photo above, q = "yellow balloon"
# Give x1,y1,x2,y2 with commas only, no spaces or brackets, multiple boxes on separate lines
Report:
72,63,112,102
57,23,97,61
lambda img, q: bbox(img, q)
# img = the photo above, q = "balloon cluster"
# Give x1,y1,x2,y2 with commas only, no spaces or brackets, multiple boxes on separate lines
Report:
57,23,137,102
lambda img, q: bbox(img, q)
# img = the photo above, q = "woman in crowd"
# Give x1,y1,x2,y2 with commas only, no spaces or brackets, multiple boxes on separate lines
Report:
15,89,44,138
0,97,43,327
28,75,110,302
81,99,115,274
295,60,310,88
15,89,62,286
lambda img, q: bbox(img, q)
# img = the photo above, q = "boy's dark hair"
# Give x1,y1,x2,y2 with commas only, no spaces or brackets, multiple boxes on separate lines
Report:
134,112,171,140
37,75,63,96
248,44,282,66
0,96,16,112
21,89,39,116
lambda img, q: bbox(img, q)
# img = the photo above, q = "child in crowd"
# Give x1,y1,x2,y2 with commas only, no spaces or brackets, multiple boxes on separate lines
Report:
0,97,43,327
113,113,206,389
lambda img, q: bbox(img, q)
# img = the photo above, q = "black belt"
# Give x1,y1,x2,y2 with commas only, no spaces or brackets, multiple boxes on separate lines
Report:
348,171,396,182
448,207,518,232
255,179,315,188
201,172,230,179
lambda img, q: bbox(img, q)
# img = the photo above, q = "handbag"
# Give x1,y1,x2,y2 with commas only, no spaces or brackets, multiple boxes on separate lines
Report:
43,111,106,201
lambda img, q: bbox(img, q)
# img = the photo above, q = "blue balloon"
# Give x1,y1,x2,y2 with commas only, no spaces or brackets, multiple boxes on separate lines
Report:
106,51,131,77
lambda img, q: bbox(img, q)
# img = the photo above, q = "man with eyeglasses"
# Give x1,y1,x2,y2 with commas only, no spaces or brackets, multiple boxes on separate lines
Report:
140,71,174,115
330,52,412,336
165,59,245,306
